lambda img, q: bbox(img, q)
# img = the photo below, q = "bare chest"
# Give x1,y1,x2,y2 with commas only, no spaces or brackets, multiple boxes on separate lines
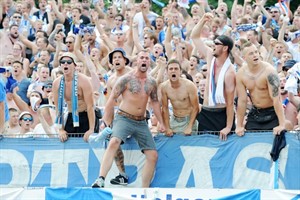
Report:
127,78,152,96
64,81,83,101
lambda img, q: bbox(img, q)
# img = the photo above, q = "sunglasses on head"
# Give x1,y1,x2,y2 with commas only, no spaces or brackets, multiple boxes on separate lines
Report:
60,60,73,64
22,117,33,122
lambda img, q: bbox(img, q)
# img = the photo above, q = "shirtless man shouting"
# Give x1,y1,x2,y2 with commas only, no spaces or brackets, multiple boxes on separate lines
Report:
160,59,199,136
92,50,165,188
235,42,286,135
53,52,95,142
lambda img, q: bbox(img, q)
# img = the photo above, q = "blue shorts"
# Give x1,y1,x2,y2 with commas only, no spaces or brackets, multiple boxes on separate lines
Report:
112,114,156,152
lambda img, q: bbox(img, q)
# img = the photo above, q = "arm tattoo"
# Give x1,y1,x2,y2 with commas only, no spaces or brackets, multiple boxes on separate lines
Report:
113,76,130,98
267,73,280,97
148,78,158,101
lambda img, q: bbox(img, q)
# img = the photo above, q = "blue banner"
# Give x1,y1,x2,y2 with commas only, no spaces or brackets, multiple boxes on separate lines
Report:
0,132,299,189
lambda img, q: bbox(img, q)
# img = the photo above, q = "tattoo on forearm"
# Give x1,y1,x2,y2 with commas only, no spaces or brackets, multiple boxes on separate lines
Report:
267,73,279,97
114,147,125,172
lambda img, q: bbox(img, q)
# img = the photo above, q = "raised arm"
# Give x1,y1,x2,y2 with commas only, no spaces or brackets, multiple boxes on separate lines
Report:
132,21,144,51
164,18,173,59
50,0,65,23
19,34,38,55
191,13,213,60
12,87,30,112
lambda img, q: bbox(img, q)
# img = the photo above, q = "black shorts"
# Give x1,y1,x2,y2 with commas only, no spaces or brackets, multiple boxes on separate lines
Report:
245,106,279,131
65,111,100,137
197,106,235,133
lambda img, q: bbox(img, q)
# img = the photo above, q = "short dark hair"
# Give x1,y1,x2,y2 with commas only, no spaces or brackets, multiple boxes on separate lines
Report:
12,60,23,68
9,108,18,113
115,13,124,21
167,59,182,70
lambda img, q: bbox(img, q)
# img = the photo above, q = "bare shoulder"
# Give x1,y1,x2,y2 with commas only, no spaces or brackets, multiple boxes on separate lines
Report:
115,72,132,86
160,80,170,91
52,76,63,88
226,64,236,76
183,79,197,89
263,61,277,74
78,73,90,81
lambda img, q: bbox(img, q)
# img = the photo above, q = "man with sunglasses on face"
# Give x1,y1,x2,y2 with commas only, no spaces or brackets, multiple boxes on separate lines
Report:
53,52,96,142
191,13,236,140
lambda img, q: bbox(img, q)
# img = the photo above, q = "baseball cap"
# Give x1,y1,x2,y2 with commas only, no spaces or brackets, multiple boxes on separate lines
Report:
216,35,234,52
283,60,297,70
108,48,130,65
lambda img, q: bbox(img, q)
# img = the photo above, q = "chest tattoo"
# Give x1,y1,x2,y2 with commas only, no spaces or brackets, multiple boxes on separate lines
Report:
129,79,142,93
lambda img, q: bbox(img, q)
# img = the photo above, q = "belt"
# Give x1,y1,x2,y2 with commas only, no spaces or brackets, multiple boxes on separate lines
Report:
117,109,146,121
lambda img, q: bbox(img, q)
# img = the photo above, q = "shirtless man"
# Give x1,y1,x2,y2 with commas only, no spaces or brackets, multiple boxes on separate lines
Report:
53,52,95,142
0,24,19,63
105,48,131,186
160,59,199,136
235,42,286,135
191,13,236,140
92,50,165,188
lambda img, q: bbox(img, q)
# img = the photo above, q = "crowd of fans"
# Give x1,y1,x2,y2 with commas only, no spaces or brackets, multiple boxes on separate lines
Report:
0,0,300,138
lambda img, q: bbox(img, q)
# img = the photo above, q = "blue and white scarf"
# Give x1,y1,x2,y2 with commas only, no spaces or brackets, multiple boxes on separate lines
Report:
55,72,79,128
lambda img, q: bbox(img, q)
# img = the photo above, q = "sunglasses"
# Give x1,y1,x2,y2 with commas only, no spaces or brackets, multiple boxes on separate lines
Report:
22,117,33,122
214,41,223,46
13,16,22,19
65,41,73,44
44,85,52,89
270,11,279,14
202,69,207,72
60,60,73,65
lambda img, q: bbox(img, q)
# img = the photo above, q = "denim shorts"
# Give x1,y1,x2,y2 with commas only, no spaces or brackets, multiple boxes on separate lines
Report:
112,114,156,152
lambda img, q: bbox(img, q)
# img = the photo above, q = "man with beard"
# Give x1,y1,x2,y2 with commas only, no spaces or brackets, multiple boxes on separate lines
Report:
52,52,95,142
235,42,286,136
92,50,165,188
160,59,199,136
0,24,19,63
191,13,236,140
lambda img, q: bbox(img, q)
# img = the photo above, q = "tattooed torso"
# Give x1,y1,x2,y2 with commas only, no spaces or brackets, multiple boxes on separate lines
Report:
113,73,158,116
241,62,280,108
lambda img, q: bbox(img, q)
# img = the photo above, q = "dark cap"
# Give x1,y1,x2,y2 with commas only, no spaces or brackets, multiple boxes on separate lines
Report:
216,35,234,52
283,60,297,69
109,48,130,65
